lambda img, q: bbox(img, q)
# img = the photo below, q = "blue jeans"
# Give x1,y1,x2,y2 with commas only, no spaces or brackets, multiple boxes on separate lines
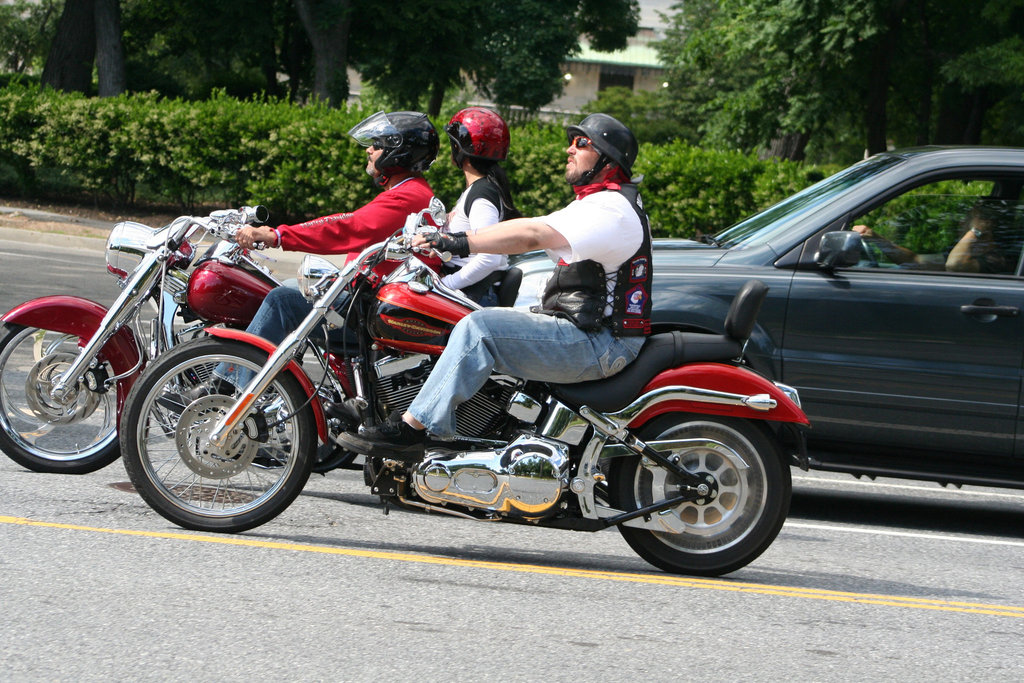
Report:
216,283,356,388
407,308,645,437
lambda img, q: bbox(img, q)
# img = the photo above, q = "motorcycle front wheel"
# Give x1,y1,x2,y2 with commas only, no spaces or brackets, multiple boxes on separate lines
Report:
0,323,120,474
609,413,791,577
120,337,316,533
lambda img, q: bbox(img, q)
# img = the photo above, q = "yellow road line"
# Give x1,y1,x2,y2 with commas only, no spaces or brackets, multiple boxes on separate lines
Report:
4,514,1023,618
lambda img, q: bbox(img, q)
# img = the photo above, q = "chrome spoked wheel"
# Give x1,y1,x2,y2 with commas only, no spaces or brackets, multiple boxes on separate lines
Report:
0,324,119,473
611,414,790,576
121,338,315,532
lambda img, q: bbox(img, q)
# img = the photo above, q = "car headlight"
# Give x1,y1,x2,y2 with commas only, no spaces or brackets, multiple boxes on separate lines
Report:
105,221,160,282
298,255,340,300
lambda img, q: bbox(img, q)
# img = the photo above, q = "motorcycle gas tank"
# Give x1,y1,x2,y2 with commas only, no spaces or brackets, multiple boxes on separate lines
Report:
368,282,473,355
186,260,274,327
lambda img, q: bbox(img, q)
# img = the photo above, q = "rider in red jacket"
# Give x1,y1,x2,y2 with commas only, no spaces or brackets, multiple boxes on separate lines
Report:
271,176,434,263
228,111,439,353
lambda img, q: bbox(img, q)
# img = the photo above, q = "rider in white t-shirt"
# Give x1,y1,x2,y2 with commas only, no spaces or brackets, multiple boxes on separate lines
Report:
340,114,651,460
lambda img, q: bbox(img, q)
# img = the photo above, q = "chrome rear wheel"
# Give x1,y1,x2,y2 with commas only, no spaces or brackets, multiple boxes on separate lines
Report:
610,413,791,576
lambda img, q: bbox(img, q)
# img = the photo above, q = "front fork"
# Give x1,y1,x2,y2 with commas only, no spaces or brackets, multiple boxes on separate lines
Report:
49,251,168,401
204,281,348,453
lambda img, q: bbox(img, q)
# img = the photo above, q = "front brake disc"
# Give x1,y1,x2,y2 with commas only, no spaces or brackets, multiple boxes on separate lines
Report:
24,352,100,424
175,394,258,479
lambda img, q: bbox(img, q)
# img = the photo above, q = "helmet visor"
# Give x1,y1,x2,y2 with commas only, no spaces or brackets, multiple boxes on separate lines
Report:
348,111,403,149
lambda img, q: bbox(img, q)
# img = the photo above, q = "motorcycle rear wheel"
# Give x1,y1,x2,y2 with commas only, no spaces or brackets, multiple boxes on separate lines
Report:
120,338,315,533
0,323,119,474
609,413,791,577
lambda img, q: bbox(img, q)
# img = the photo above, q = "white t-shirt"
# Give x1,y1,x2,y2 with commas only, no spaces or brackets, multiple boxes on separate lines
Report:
441,184,509,290
539,189,644,315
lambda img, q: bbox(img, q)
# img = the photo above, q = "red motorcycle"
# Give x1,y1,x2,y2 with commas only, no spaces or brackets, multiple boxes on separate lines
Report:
119,202,809,576
0,207,276,473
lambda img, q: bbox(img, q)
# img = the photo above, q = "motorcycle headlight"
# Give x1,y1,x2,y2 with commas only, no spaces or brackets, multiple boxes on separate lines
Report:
298,255,340,300
105,221,160,282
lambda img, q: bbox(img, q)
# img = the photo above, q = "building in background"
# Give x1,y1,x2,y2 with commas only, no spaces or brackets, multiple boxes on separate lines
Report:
548,26,666,114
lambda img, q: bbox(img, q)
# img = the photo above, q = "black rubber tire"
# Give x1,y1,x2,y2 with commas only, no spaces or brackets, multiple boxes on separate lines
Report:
120,337,315,532
609,413,791,576
0,323,120,474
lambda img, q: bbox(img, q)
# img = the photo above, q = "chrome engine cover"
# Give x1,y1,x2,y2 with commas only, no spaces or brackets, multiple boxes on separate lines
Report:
412,435,570,518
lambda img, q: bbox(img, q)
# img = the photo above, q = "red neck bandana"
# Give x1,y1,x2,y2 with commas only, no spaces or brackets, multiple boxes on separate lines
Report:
573,168,631,199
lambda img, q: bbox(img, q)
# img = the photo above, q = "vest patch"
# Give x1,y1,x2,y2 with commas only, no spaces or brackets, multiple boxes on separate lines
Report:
625,284,648,315
629,257,648,282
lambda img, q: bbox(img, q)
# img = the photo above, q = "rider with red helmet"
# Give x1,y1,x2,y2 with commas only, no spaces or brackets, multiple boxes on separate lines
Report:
441,107,520,305
222,111,439,385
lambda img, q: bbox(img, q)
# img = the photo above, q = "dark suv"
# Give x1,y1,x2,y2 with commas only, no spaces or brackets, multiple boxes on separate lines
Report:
515,147,1024,489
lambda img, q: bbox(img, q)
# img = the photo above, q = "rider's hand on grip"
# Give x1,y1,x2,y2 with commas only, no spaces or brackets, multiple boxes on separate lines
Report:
419,231,471,259
235,225,276,251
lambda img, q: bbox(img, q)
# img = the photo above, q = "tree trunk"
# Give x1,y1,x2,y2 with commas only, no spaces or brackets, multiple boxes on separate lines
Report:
427,81,445,118
864,45,891,155
763,132,809,161
863,2,907,155
294,0,351,107
94,0,125,97
913,5,933,146
41,0,97,94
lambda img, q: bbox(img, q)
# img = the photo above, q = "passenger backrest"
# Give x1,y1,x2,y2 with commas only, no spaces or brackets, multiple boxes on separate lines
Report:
723,279,769,342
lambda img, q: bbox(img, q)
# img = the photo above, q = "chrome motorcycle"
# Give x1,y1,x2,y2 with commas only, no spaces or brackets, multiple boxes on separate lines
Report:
119,202,809,576
0,207,277,473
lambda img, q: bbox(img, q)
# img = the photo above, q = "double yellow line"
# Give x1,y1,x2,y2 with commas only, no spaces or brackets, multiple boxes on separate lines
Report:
4,514,1023,619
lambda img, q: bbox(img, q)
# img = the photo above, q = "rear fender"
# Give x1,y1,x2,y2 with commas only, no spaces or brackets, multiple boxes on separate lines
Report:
2,296,144,424
625,362,809,430
206,327,328,441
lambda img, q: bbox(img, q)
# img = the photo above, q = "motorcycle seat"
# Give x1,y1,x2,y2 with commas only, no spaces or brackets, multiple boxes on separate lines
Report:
549,279,768,414
549,330,743,413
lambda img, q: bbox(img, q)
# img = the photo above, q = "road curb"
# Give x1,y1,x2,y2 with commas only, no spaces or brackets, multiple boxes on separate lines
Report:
0,225,107,252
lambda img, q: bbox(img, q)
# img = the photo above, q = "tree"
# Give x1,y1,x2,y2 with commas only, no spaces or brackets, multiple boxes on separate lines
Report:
40,0,125,96
120,0,283,99
41,0,96,93
350,0,640,115
294,0,350,106
95,0,126,96
656,0,1024,162
0,0,62,75
349,0,475,115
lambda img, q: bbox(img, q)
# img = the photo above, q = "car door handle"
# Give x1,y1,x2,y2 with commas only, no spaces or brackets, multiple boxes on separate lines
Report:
960,304,1020,317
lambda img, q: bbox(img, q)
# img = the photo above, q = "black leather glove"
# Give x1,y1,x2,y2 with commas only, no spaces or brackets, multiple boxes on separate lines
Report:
422,231,471,258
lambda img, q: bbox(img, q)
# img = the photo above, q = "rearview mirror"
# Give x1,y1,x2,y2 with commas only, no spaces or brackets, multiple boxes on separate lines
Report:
428,196,447,228
816,231,862,270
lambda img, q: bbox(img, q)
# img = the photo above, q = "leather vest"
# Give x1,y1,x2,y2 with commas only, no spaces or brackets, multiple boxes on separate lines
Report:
532,184,652,337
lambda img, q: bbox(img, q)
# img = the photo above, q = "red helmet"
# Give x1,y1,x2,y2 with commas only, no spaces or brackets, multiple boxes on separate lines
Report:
446,107,510,163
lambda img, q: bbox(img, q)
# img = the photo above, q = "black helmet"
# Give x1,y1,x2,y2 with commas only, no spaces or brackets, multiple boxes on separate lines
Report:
566,113,638,177
348,111,439,176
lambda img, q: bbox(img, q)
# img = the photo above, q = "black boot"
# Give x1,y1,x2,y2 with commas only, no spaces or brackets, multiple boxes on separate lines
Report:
336,411,425,463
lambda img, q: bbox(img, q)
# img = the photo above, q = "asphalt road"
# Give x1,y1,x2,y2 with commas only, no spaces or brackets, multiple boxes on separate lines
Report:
2,235,1024,680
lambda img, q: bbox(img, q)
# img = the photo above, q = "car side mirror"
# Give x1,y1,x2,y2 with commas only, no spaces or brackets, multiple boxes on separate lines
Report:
816,231,862,270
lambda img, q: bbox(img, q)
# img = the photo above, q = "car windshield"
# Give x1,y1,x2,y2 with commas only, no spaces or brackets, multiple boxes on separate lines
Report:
712,154,905,249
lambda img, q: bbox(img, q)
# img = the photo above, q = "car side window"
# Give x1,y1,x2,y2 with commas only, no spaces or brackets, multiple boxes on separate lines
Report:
848,179,1024,275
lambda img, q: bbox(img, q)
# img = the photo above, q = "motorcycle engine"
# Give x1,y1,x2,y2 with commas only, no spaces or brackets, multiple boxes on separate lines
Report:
411,434,570,519
371,352,517,438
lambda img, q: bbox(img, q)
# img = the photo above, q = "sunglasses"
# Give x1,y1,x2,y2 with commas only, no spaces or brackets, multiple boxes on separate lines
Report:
570,135,593,150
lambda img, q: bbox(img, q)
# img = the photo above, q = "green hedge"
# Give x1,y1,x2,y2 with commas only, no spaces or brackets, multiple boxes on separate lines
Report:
0,85,835,237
